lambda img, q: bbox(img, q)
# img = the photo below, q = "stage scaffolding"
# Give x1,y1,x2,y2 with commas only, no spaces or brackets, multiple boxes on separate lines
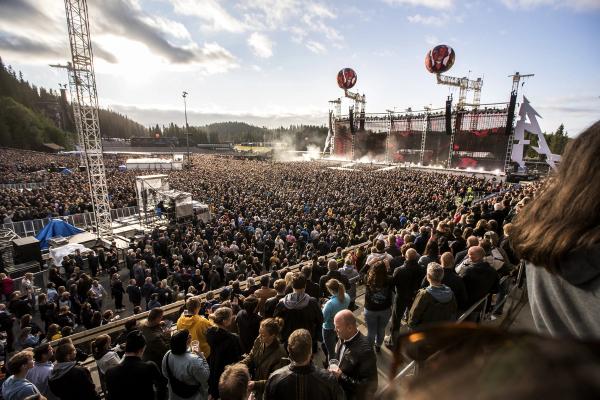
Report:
331,105,510,170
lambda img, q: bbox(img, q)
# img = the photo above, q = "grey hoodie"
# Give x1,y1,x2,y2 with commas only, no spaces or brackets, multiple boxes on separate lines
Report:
527,245,600,340
282,292,310,309
426,285,454,303
1,376,39,400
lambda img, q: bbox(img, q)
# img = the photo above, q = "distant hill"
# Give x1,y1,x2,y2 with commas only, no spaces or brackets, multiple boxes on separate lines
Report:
0,56,327,151
0,56,147,150
157,121,328,150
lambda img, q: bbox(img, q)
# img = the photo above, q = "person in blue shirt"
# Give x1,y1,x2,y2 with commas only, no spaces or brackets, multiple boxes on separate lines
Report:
2,350,42,400
322,278,350,361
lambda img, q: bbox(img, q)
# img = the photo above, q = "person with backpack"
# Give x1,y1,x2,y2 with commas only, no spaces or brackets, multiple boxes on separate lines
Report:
162,329,210,400
408,263,457,329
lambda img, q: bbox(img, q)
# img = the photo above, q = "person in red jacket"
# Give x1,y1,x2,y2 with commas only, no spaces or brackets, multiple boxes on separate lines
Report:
0,273,14,301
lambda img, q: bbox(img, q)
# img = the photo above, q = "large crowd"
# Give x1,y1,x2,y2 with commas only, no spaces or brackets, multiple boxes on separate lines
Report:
0,121,596,400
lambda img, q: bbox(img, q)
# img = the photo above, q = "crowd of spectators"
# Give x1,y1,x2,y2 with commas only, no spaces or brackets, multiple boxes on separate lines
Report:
0,148,546,400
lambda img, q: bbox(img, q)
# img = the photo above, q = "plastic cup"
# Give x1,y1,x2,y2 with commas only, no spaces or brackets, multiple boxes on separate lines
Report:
328,358,339,373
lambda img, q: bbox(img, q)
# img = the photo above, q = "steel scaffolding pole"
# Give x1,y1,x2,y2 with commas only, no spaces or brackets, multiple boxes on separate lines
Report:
64,0,113,239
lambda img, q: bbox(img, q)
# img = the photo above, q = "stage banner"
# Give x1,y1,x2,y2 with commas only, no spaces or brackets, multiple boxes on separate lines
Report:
354,117,388,161
389,115,425,164
426,114,452,166
450,109,509,170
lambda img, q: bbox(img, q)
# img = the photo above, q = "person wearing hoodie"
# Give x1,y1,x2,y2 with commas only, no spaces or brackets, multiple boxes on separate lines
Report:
48,341,100,400
408,262,457,330
511,121,600,340
274,273,324,346
2,350,42,400
176,296,212,358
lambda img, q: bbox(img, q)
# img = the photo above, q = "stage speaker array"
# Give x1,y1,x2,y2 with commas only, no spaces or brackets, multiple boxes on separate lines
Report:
445,97,452,135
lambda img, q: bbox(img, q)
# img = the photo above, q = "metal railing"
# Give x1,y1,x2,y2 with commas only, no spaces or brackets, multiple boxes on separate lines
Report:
1,206,139,237
374,294,490,397
0,182,47,190
49,240,372,352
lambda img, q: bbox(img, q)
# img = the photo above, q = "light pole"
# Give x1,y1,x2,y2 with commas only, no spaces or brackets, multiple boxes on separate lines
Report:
182,91,190,167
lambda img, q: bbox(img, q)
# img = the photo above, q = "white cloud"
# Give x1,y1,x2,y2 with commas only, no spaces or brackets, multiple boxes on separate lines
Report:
383,0,454,9
0,0,238,74
501,0,600,10
240,0,300,30
306,3,336,18
305,40,326,54
407,14,447,25
141,15,192,41
247,32,274,58
171,0,246,32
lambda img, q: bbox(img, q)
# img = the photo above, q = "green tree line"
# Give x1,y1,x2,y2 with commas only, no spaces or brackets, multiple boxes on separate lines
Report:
525,124,571,158
150,121,328,150
0,56,146,149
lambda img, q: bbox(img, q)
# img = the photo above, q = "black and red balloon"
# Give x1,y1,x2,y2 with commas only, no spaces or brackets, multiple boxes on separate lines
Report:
425,45,455,74
337,68,357,90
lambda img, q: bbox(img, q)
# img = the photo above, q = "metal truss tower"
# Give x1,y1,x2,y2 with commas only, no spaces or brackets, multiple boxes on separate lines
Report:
64,0,113,238
49,63,84,166
436,74,483,109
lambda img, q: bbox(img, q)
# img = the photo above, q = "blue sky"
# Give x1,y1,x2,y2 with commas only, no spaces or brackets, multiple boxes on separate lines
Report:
0,0,598,134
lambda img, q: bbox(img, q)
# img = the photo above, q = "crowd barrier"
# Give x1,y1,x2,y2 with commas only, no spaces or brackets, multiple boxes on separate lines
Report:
1,206,139,238
0,182,47,190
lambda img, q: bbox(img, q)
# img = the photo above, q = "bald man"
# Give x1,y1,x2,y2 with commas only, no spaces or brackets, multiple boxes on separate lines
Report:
389,248,426,345
332,310,377,400
454,235,480,265
460,246,500,312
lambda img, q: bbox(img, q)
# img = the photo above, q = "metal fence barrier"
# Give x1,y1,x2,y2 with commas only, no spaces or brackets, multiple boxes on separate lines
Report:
0,182,47,190
1,206,139,238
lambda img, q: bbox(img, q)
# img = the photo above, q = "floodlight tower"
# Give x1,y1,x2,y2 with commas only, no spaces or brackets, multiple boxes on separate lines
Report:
63,0,113,239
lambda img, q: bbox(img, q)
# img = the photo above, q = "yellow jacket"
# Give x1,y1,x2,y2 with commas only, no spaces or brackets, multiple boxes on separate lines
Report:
176,312,212,357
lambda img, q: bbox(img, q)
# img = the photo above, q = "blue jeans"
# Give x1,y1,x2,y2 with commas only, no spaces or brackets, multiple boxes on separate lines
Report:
323,328,338,360
364,308,392,347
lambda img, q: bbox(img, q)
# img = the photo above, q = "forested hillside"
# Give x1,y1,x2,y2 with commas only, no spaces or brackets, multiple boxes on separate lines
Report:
0,57,146,149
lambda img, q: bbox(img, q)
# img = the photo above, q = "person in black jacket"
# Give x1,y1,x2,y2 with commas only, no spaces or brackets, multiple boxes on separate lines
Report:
332,310,377,400
206,307,243,399
235,296,262,354
390,249,425,344
460,246,500,314
48,341,100,400
274,274,324,346
363,262,393,352
319,260,350,299
105,330,167,400
264,329,344,400
263,279,286,318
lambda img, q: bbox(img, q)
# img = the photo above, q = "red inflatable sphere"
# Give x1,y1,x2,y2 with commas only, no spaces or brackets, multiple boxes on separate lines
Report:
337,68,357,90
425,45,455,74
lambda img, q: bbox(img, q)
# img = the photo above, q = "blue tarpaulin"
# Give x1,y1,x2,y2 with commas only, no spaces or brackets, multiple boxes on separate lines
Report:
60,168,73,175
35,219,84,249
